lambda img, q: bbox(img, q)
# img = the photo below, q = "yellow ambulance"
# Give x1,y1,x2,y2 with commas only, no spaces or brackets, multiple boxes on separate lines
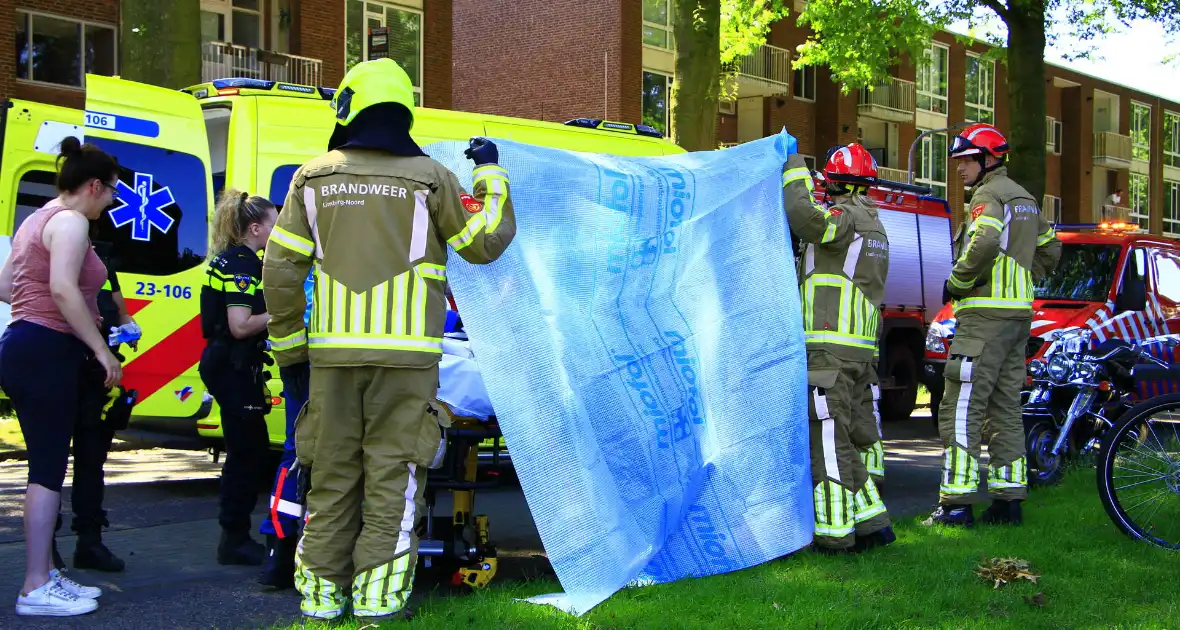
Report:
0,73,684,450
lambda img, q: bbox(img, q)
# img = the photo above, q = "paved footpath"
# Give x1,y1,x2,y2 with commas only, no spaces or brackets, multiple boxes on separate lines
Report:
0,414,942,629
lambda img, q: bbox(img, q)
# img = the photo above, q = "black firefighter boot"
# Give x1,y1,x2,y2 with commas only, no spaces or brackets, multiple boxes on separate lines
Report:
257,534,297,588
980,499,1023,525
73,513,125,572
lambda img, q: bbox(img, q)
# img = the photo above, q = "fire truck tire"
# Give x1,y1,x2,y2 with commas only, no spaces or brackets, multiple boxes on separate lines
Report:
880,342,919,422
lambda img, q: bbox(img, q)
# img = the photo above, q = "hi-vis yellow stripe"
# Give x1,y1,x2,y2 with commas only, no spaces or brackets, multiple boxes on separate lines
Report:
309,261,446,354
449,165,510,251
269,226,315,257
802,273,880,349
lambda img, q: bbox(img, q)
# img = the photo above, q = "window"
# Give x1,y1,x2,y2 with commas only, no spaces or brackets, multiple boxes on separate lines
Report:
345,0,423,106
1036,243,1122,302
1153,249,1180,304
801,155,817,172
915,129,948,200
964,53,995,124
642,70,673,136
14,11,117,87
916,43,949,115
1165,180,1180,238
12,169,57,235
793,63,815,101
1164,111,1180,169
643,0,674,50
1130,172,1150,231
1042,194,1062,224
87,140,209,277
1046,116,1063,155
200,0,262,48
1131,101,1152,162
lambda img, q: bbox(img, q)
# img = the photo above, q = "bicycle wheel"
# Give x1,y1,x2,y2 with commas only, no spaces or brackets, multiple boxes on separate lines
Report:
1097,392,1180,550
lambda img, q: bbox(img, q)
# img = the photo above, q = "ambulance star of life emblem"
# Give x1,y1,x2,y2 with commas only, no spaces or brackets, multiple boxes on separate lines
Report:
460,192,483,214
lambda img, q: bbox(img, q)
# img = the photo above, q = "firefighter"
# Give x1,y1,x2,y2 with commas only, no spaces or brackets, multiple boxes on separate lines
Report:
198,189,278,564
781,143,894,554
925,123,1061,527
256,270,313,590
262,57,516,620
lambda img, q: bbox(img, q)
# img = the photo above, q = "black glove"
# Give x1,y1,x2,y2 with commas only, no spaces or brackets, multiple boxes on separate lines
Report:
465,136,498,166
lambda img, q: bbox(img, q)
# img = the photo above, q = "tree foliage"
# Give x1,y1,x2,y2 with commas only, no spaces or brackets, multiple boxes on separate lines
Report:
793,0,1180,209
120,0,202,89
671,1,722,151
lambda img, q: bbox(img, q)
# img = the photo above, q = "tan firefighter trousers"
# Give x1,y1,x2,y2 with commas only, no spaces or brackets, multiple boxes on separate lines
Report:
807,351,891,549
293,364,440,617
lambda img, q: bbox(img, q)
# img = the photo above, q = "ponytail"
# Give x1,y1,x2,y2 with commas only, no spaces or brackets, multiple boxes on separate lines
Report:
209,188,276,258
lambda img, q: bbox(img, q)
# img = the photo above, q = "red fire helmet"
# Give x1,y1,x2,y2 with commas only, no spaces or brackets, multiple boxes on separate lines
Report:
824,143,878,185
949,122,1010,159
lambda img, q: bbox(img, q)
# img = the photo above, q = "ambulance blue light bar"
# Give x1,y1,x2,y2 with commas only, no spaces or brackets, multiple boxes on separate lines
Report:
564,118,664,138
211,78,276,91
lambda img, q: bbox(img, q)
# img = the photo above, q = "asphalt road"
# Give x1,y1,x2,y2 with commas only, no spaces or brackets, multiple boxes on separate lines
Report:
0,413,943,629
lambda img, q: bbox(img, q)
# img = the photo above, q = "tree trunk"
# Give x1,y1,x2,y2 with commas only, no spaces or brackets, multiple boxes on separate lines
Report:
120,0,202,89
672,0,721,151
1003,3,1047,204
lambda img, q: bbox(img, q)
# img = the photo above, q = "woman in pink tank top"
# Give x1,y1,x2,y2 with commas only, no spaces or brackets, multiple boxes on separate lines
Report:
0,136,123,616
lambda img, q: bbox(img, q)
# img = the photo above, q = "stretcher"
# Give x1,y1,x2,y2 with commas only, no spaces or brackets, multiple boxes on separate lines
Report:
418,332,508,589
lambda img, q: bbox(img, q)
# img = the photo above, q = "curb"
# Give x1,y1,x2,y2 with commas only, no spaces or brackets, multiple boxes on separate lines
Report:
0,439,141,462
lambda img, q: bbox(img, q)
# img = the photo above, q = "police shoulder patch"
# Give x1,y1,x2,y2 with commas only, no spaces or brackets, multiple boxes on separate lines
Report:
234,273,253,292
460,192,483,214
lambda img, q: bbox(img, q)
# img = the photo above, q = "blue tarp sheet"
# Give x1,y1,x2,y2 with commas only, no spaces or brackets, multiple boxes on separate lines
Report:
427,130,813,616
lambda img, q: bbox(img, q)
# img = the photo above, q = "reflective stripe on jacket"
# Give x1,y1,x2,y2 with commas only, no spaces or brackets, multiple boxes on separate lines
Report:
781,154,890,362
262,150,516,368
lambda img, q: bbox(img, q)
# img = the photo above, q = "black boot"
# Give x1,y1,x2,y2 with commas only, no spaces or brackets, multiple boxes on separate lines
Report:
218,530,266,566
73,514,125,572
980,499,1023,525
921,504,975,528
257,534,296,588
854,525,897,552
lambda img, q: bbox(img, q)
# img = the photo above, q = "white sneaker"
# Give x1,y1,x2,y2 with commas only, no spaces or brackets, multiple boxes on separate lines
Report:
51,569,102,599
15,579,98,616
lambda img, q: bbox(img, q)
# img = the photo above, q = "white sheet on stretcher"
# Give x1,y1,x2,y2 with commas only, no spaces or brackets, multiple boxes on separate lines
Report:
437,335,494,421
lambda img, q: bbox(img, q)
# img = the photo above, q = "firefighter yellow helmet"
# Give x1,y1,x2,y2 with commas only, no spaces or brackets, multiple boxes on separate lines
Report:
330,58,416,129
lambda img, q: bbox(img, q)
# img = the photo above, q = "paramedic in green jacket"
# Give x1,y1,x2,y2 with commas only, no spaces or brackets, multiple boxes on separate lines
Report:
925,123,1062,528
782,142,895,554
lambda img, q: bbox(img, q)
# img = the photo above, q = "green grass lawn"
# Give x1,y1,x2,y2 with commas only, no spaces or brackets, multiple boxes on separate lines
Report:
276,468,1178,629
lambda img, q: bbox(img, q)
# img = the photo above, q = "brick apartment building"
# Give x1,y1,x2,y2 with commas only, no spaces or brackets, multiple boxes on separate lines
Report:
0,0,452,110
4,1,1178,237
452,0,1180,238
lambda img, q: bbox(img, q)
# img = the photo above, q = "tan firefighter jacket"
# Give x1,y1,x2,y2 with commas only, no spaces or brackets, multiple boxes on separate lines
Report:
781,154,890,363
948,167,1061,319
262,149,516,368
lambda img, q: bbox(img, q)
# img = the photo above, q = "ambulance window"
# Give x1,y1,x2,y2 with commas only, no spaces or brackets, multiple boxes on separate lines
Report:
87,139,208,277
269,165,300,207
203,106,232,202
1153,249,1180,303
12,169,57,234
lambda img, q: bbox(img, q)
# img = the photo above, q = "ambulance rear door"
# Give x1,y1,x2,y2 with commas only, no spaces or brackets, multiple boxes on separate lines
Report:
0,100,86,399
83,74,215,422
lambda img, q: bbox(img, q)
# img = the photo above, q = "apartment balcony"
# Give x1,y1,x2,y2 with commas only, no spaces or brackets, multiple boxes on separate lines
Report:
857,78,916,123
201,41,323,87
1097,204,1132,224
1093,131,1133,170
731,43,791,97
877,166,908,183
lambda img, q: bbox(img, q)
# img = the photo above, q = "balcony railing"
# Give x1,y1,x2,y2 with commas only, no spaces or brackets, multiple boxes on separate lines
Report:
877,166,908,183
1093,131,1133,169
1098,204,1132,224
202,41,323,86
857,77,915,123
732,43,791,97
